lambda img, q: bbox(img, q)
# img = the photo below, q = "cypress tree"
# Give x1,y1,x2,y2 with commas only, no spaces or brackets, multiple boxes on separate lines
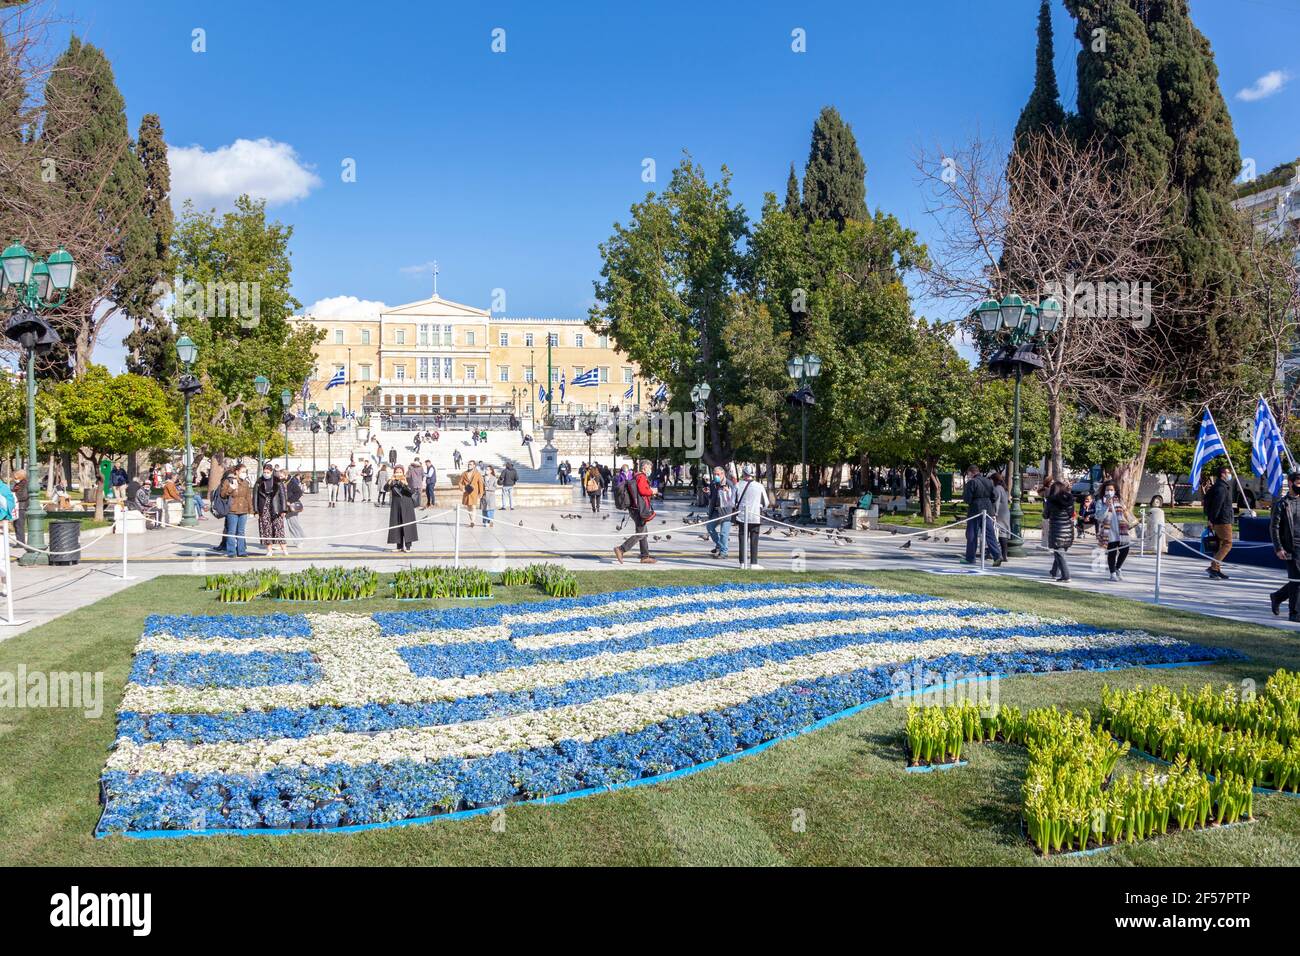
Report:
801,106,867,228
784,162,801,216
124,112,177,380
1014,0,1067,145
39,36,149,378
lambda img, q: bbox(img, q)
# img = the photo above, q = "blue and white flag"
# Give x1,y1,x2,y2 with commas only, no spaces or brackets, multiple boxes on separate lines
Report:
325,367,346,389
1252,398,1287,496
96,581,1231,837
1190,408,1227,488
623,383,634,400
559,371,566,402
572,368,601,387
652,382,668,403
300,378,310,405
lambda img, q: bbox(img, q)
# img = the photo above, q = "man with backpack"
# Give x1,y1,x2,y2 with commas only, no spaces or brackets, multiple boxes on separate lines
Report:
613,461,656,564
707,465,736,559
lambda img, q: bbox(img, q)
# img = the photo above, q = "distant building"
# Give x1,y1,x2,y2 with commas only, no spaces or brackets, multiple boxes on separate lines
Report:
294,295,648,423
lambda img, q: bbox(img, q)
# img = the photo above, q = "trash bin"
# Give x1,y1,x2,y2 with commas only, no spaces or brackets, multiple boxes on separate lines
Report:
49,519,81,566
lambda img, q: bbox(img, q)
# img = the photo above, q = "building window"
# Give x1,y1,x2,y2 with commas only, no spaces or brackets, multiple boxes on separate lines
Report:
394,329,406,345
359,364,372,382
419,357,431,381
550,368,559,383
443,357,452,380
524,366,534,383
465,364,477,382
600,366,610,383
499,365,510,382
394,364,406,381
361,329,371,345
599,334,610,349
573,366,584,378
334,329,344,345
622,366,633,384
499,331,509,347
548,333,558,346
599,402,609,413
466,330,476,346
524,332,534,347
525,403,533,415
442,324,453,346
575,332,584,348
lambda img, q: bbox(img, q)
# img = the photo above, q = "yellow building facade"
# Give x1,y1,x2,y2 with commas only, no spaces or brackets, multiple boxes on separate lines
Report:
297,295,647,421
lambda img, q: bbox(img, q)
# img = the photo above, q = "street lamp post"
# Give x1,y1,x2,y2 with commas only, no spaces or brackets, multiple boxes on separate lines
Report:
974,294,1061,555
176,335,201,527
325,412,336,473
280,388,292,472
308,404,320,492
253,374,270,467
785,353,821,521
2,241,77,566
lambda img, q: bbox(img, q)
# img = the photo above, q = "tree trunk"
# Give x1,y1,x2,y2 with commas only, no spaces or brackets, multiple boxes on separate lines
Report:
1047,383,1064,483
1112,411,1157,512
917,457,940,523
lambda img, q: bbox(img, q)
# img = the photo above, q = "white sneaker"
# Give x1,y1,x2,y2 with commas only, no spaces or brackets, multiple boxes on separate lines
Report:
1115,570,1124,582
749,563,764,570
1109,572,1118,582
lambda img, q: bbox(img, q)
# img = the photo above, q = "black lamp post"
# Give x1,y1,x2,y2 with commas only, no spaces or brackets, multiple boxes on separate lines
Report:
2,240,77,566
175,335,202,527
308,405,321,493
786,353,821,521
280,388,292,472
253,374,270,467
973,294,1061,554
325,411,336,474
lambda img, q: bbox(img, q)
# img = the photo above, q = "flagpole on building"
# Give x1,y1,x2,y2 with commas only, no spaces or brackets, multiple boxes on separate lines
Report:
1205,407,1255,516
547,335,553,421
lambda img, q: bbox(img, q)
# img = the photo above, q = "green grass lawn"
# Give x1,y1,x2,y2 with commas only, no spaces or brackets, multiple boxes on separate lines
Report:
2,568,1296,866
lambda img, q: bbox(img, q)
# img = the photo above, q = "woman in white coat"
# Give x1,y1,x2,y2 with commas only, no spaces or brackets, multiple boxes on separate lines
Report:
734,463,770,570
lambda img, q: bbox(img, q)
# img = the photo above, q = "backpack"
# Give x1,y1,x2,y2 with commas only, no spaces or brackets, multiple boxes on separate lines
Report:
210,487,230,518
614,479,631,510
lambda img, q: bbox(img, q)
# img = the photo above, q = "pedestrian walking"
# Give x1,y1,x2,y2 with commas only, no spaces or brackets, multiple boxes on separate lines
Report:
254,464,289,557
385,465,418,552
423,460,437,508
408,460,424,508
220,466,254,558
585,467,602,513
1269,469,1300,621
458,460,484,527
1202,464,1235,580
376,464,390,505
734,464,769,569
482,466,498,526
286,471,305,548
962,466,1003,566
1095,480,1132,581
707,466,735,559
1041,480,1075,582
500,461,518,509
613,460,657,564
361,461,373,502
991,472,1011,562
325,463,341,508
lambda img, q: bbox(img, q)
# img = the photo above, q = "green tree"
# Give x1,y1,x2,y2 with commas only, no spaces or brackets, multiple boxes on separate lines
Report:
1145,438,1192,489
54,365,179,517
38,36,150,379
1014,0,1067,146
171,196,319,466
783,162,801,216
801,106,867,229
1064,415,1140,473
717,294,789,475
123,112,176,380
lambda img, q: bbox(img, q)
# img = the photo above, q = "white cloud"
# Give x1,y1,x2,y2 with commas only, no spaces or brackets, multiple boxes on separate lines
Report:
1236,70,1290,102
168,138,322,211
400,261,438,276
301,295,388,321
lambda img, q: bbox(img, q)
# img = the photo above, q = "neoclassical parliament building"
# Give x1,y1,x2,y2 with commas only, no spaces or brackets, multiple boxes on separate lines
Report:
295,295,649,422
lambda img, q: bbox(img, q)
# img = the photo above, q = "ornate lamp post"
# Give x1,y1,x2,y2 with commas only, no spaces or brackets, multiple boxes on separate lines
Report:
325,411,336,473
253,374,270,467
175,335,202,527
2,240,76,566
280,388,292,471
974,294,1061,555
785,353,821,521
308,405,320,493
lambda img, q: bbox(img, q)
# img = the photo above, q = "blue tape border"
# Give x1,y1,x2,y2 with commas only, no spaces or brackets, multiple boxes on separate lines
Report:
1119,742,1300,799
98,658,1224,841
905,759,968,773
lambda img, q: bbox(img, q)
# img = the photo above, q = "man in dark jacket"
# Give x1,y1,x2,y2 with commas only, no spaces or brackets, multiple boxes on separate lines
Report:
499,462,518,509
613,461,656,564
962,466,1003,565
1202,465,1235,580
1269,469,1300,621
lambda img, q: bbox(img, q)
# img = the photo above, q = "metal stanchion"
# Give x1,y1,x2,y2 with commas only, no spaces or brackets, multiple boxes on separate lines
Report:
120,509,136,581
979,515,986,573
1153,522,1163,605
0,521,27,627
454,504,462,568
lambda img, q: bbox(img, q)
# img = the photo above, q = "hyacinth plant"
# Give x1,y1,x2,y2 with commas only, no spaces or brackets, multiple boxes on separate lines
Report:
499,563,580,598
392,566,493,599
1099,671,1300,794
272,566,379,602
207,569,281,603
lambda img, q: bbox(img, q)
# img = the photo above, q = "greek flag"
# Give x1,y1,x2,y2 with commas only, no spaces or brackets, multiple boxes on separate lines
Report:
653,382,668,403
559,371,566,402
300,378,310,405
1252,398,1287,497
1189,409,1226,488
325,367,346,389
572,368,601,387
623,383,633,399
537,383,548,402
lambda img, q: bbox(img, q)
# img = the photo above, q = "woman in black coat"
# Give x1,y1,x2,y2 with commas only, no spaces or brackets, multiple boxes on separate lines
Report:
1041,480,1076,582
385,465,418,552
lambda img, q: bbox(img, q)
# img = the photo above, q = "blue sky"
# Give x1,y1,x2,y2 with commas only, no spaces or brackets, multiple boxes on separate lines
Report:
35,0,1300,368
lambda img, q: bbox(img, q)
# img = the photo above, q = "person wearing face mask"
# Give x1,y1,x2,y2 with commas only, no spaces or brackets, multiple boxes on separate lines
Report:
1269,470,1300,621
1094,480,1131,581
220,466,254,558
254,464,289,557
706,466,736,559
385,465,418,552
